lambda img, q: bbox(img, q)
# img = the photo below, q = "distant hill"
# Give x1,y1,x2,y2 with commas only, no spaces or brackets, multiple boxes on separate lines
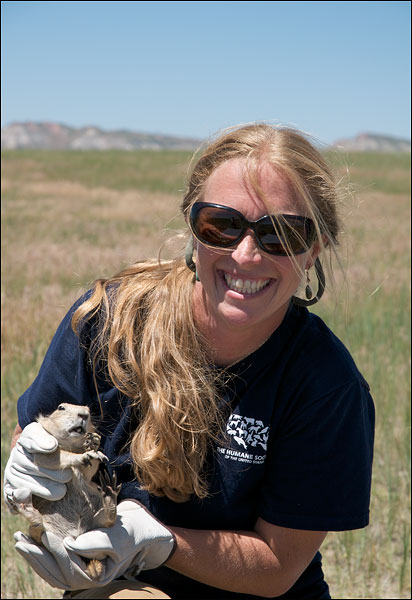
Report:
0,121,202,151
2,123,410,153
332,132,411,152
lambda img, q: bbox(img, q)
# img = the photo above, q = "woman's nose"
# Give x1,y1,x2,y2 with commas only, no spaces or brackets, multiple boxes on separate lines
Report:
230,231,263,265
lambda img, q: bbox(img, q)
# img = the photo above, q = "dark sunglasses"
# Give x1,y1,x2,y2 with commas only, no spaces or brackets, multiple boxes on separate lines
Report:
189,202,316,256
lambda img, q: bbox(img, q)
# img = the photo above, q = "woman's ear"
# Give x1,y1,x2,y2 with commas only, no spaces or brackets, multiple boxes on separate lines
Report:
305,234,327,270
305,242,321,270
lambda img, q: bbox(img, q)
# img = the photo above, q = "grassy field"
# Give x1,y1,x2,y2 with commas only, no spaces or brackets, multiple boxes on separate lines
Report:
1,149,410,599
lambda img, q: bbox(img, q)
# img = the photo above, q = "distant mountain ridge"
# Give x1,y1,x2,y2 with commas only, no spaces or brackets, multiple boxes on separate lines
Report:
1,122,410,152
332,132,411,152
1,121,202,150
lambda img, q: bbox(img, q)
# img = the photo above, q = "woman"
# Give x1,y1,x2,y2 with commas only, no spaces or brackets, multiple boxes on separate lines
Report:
4,123,375,599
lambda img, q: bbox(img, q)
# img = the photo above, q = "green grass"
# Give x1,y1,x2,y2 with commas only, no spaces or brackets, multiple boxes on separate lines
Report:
325,150,411,195
1,149,193,193
2,148,410,198
1,149,410,599
313,284,410,598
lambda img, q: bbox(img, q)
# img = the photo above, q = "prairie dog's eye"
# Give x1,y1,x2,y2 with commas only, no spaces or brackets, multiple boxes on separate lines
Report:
57,405,65,411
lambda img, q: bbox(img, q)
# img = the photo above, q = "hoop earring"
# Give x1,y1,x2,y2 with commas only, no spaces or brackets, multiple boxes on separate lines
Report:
293,258,325,307
185,238,200,281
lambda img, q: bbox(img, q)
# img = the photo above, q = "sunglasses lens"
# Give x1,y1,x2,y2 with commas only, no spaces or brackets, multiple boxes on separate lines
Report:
192,206,243,247
257,217,313,255
255,220,285,255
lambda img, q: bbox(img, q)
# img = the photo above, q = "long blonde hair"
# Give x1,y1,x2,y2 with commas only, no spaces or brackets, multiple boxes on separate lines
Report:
72,123,342,502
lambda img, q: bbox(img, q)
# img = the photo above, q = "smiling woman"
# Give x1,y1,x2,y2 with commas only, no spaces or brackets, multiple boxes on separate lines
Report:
4,123,374,600
187,159,324,364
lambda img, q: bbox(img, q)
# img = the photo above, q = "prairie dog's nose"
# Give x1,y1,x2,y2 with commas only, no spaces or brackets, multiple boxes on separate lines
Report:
78,410,89,421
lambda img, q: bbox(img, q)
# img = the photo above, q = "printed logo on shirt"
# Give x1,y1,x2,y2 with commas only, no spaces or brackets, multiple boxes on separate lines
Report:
217,413,270,465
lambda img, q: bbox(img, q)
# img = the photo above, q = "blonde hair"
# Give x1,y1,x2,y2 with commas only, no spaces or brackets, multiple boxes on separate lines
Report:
72,123,342,503
182,123,341,277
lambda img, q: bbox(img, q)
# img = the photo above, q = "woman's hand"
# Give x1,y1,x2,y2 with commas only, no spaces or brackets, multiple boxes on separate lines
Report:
4,422,72,510
14,530,99,590
14,500,176,590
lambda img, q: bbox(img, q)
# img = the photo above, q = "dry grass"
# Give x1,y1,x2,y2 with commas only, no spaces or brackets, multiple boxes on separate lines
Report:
1,150,410,599
312,188,411,599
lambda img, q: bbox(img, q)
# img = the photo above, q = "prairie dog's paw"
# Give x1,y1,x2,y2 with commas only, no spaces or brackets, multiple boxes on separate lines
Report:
7,486,32,505
6,492,22,514
94,469,120,527
81,450,108,466
98,469,121,499
84,432,101,451
6,488,35,514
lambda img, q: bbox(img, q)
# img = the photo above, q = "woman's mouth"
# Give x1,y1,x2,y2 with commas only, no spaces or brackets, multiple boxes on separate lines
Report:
223,272,272,295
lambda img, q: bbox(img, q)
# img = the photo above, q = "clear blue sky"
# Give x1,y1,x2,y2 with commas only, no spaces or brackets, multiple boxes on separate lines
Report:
1,0,411,144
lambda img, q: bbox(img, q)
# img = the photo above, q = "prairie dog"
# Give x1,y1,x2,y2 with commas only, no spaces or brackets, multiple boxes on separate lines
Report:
11,403,120,581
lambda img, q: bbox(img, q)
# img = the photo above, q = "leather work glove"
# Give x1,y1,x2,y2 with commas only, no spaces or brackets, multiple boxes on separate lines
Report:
4,422,72,511
14,530,95,591
14,500,176,590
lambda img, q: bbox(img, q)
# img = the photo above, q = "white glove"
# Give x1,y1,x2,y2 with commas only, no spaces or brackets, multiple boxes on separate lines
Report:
14,530,97,590
4,422,72,510
14,500,176,590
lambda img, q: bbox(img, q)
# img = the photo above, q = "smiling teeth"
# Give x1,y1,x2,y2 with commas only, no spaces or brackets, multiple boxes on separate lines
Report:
224,273,270,294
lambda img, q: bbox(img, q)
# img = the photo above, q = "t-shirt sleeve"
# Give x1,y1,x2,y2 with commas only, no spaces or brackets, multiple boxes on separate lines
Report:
258,377,375,531
17,295,96,428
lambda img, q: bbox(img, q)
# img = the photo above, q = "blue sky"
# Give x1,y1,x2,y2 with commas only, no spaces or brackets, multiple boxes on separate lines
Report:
1,0,411,144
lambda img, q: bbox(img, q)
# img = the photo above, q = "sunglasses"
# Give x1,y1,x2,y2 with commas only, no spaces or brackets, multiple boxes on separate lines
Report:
189,202,316,256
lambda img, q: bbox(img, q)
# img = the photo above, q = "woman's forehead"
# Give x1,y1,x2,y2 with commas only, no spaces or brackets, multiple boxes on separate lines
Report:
203,158,303,215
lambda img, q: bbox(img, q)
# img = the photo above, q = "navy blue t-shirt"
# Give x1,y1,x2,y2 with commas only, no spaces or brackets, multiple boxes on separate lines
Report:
17,295,375,600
